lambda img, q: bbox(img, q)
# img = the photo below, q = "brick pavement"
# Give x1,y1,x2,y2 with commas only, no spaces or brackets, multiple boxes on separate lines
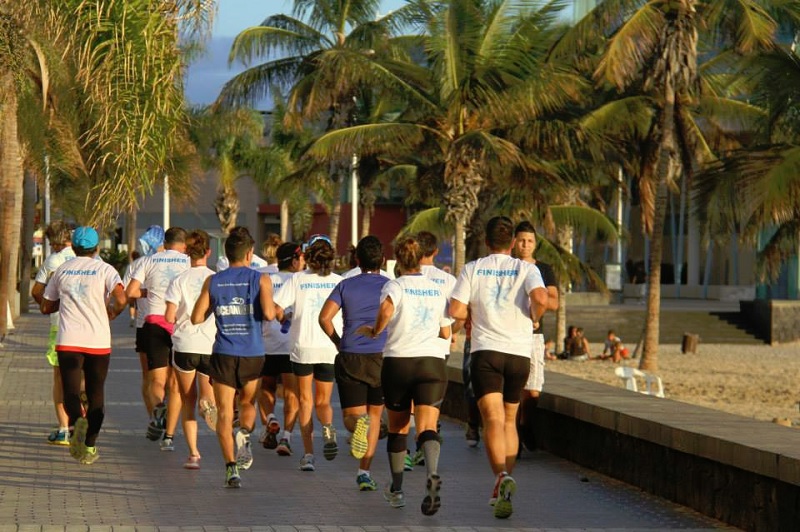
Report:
0,309,736,531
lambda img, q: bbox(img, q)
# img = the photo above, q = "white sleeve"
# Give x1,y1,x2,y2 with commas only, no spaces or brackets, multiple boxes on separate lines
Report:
105,266,123,294
131,256,149,283
165,277,181,305
273,274,296,309
450,263,473,304
523,262,545,292
43,271,60,301
380,279,403,306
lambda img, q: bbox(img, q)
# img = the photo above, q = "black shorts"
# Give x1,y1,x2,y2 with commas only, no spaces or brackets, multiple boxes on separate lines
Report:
292,362,335,382
135,327,146,353
173,351,212,376
209,354,264,389
381,356,447,412
470,350,530,403
261,354,292,377
140,322,172,370
335,352,383,409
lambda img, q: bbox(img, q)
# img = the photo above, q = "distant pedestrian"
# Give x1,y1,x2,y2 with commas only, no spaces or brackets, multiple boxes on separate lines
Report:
40,227,127,464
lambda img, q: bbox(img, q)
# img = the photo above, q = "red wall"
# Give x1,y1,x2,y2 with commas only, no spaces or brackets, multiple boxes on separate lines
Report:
258,203,406,258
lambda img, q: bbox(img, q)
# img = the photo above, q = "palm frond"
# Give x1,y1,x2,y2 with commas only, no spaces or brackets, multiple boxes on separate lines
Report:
550,204,618,242
306,122,444,161
594,2,665,90
396,206,451,239
229,22,328,67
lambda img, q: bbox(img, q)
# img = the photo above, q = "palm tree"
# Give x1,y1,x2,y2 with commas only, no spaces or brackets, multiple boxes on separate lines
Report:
558,0,790,371
694,47,800,285
307,0,588,273
216,0,419,248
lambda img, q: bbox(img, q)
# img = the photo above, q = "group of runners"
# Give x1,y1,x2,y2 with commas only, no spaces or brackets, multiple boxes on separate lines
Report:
35,215,558,520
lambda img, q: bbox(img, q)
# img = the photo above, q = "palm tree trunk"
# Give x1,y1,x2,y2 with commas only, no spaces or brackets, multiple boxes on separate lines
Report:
360,189,375,239
280,200,290,241
0,77,23,336
555,225,573,352
328,177,344,252
454,218,466,275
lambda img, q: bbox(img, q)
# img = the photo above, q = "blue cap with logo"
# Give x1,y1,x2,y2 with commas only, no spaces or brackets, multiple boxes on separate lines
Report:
72,227,99,250
139,225,165,256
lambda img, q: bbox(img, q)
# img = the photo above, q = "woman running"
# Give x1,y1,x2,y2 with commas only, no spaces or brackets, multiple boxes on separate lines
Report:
358,236,450,515
164,229,217,469
273,235,343,472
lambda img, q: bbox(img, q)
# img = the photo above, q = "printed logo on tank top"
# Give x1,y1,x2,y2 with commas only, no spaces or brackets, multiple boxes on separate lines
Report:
216,296,253,317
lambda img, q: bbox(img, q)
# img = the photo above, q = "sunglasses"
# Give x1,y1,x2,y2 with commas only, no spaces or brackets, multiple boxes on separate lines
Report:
302,234,332,252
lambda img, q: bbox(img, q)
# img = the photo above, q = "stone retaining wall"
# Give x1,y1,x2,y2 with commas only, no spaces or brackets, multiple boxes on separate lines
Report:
441,369,800,531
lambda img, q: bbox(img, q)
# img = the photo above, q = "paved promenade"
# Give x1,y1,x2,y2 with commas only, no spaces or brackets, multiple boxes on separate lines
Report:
0,308,735,531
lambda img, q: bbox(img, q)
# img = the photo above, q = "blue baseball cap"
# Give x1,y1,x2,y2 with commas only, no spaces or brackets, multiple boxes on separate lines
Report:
72,227,99,249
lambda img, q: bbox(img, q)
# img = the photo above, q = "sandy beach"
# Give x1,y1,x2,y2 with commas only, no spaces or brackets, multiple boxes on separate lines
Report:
545,342,800,426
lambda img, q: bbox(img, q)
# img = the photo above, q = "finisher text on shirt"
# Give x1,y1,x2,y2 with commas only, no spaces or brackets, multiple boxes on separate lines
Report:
476,269,519,277
404,288,442,297
63,270,98,276
300,282,337,290
151,258,187,264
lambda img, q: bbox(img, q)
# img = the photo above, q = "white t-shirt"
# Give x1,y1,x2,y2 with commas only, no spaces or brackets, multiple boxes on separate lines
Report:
35,246,76,326
43,256,123,353
130,249,190,316
259,269,294,355
421,264,456,299
165,266,216,354
381,274,448,359
217,254,270,272
341,266,390,279
123,256,149,328
451,254,544,358
274,270,342,364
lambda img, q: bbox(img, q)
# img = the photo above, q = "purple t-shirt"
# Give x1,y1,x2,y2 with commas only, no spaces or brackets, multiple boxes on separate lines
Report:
327,272,389,353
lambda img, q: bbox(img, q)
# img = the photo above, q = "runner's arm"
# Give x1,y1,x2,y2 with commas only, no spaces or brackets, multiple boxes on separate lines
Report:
318,300,341,349
164,301,178,324
259,273,276,321
107,284,127,320
191,277,212,324
357,296,394,339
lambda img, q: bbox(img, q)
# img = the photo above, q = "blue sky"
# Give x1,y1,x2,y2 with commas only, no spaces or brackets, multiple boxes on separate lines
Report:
185,0,409,104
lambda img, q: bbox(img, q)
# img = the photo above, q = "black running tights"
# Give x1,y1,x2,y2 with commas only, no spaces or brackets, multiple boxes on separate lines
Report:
57,351,110,447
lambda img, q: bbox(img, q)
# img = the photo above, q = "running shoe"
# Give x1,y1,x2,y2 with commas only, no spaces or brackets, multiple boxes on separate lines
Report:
183,455,201,470
322,423,338,460
404,451,414,471
421,473,442,516
276,438,292,456
48,429,69,446
299,453,315,471
146,421,164,441
235,429,253,470
493,474,516,519
199,399,217,432
225,464,241,488
69,417,88,461
262,414,280,450
465,424,480,448
351,414,369,459
160,436,175,452
413,448,425,466
383,486,405,508
357,472,377,491
80,446,99,465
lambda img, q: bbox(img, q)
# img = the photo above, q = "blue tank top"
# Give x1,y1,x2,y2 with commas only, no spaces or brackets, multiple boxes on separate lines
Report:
208,266,265,357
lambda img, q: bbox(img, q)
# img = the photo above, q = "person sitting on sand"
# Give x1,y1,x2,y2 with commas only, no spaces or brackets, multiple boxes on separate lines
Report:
565,327,590,361
601,330,629,363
